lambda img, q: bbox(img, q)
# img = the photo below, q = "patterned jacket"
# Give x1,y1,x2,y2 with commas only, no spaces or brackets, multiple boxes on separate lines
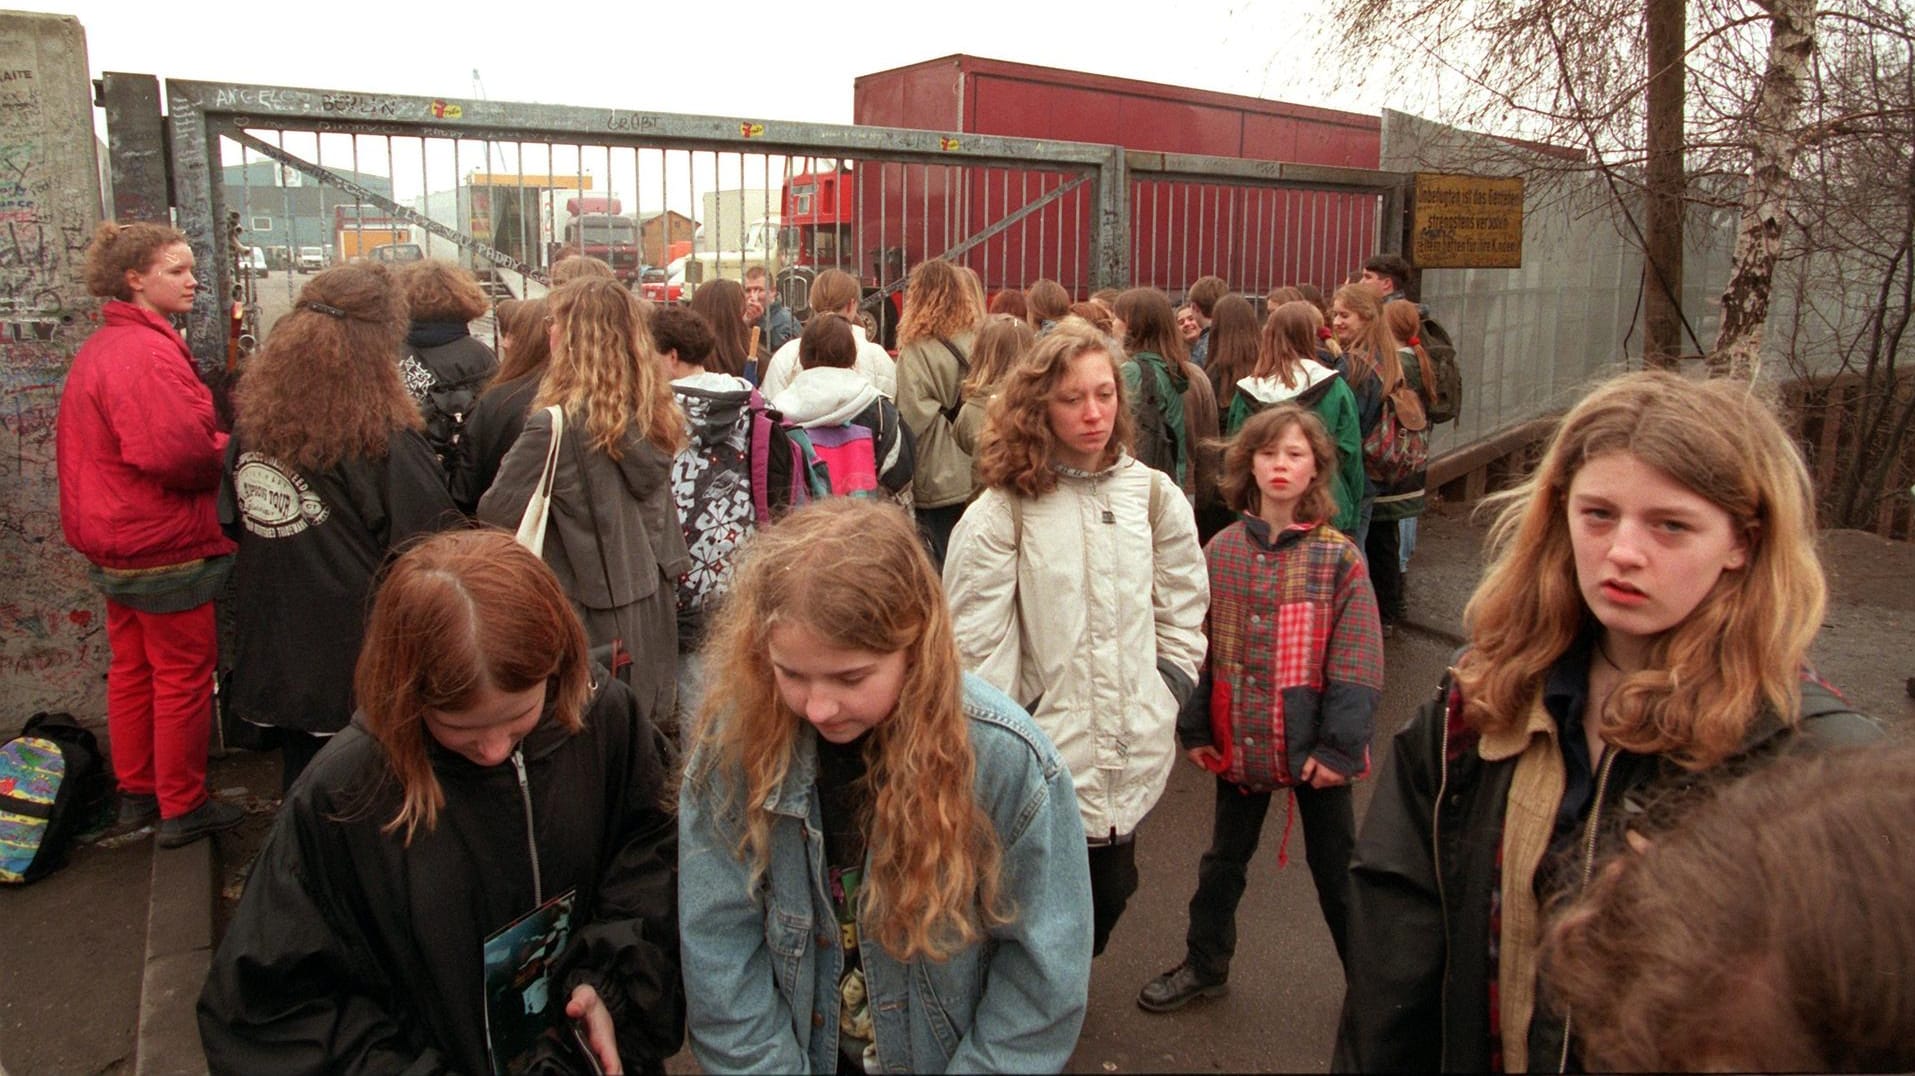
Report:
1178,516,1383,790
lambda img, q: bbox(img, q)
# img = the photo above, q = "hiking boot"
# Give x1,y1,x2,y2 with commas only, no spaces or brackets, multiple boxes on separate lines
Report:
80,791,160,842
1137,962,1228,1013
157,799,244,849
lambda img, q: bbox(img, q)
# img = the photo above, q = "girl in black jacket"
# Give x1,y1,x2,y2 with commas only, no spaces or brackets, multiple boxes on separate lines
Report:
199,529,681,1075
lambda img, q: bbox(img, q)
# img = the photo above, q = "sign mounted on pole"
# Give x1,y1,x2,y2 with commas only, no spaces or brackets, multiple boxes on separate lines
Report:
1411,173,1524,268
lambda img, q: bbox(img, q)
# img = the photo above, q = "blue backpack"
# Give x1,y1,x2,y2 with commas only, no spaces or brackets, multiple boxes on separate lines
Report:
1,712,111,884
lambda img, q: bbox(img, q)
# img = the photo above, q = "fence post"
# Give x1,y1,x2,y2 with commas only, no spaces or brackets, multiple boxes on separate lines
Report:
101,72,168,223
1094,145,1129,290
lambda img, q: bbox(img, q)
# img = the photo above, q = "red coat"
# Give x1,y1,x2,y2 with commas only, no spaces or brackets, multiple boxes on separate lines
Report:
57,300,234,569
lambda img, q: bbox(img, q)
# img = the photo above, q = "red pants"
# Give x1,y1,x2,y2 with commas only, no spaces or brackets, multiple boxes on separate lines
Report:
105,599,216,819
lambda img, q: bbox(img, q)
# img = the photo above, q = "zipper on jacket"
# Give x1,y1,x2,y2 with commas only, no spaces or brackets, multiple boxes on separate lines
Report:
1557,744,1619,1073
1432,686,1454,1072
510,747,543,906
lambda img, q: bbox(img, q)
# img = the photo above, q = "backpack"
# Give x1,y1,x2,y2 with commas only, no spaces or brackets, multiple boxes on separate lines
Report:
935,336,970,423
1362,376,1431,486
673,390,818,623
400,343,497,474
1130,356,1180,479
1,712,111,884
805,424,882,498
1416,314,1463,425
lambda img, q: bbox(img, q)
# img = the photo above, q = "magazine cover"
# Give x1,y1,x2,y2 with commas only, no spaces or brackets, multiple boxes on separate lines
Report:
482,888,578,1075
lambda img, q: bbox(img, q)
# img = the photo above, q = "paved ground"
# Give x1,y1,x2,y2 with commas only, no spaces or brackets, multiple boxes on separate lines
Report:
4,504,1908,1073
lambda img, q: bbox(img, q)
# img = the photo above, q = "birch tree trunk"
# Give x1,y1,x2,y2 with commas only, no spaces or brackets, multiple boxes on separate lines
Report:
1710,0,1818,379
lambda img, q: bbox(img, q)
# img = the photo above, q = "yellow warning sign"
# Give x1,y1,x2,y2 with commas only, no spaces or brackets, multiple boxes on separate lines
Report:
1411,173,1524,269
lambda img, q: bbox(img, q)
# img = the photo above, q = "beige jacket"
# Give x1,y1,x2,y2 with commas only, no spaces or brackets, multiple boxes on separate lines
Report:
943,456,1209,839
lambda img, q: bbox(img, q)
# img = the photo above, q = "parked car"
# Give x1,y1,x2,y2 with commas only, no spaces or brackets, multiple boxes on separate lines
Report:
368,242,424,265
296,246,326,273
244,246,269,279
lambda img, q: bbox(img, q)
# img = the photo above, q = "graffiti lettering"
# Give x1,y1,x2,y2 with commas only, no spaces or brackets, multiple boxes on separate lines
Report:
321,93,402,118
210,87,314,112
606,112,658,132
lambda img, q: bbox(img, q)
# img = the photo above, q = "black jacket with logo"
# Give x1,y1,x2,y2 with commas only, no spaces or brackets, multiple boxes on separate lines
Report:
198,674,683,1074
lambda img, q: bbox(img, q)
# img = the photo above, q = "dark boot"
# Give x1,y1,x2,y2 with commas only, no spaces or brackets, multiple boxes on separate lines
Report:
1136,962,1228,1013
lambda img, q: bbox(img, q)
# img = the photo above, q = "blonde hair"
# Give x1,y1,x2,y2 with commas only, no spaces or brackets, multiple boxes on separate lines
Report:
689,500,1011,960
534,277,684,458
1458,371,1825,769
960,314,1036,398
1331,284,1397,390
897,260,983,346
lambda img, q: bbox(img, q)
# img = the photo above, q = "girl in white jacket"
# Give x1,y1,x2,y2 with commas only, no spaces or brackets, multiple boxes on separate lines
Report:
944,319,1209,956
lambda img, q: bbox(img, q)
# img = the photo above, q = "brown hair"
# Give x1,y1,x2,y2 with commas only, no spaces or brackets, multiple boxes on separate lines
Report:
798,313,858,370
534,277,684,458
355,529,591,843
1331,283,1397,390
1253,301,1325,388
1221,404,1339,524
550,255,616,285
1296,283,1329,319
1113,287,1190,367
1542,745,1915,1072
897,260,982,347
987,289,1028,321
82,221,188,301
1067,301,1114,334
1265,286,1306,308
1204,294,1262,411
1458,371,1824,768
690,278,754,377
400,260,488,322
1385,298,1435,395
490,297,551,386
233,264,419,472
743,264,770,285
975,320,1134,497
807,268,861,316
1025,278,1070,324
1186,275,1229,318
691,499,1010,960
649,304,715,368
960,314,1036,399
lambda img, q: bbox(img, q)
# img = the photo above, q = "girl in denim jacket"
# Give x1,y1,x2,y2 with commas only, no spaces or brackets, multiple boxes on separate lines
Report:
679,499,1092,1074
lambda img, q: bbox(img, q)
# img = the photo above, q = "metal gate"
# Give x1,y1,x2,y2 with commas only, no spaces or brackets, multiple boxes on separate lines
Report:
141,77,1126,372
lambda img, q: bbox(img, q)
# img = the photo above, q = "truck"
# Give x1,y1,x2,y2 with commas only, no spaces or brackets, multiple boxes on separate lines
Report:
430,175,644,295
754,54,1394,332
546,196,643,281
333,205,412,265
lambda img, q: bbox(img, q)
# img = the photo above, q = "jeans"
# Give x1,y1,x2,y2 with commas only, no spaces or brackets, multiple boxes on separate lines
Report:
1366,522,1405,622
105,599,216,819
1398,517,1418,573
1184,776,1356,980
1351,495,1375,554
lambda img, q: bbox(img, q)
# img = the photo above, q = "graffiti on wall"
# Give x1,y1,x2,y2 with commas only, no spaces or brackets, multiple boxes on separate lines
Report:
1,19,107,723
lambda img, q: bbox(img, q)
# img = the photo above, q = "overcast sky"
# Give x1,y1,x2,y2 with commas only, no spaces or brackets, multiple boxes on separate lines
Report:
24,0,1386,126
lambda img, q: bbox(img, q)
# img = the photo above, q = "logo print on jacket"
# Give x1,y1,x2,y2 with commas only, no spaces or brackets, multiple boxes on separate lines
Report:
233,452,330,538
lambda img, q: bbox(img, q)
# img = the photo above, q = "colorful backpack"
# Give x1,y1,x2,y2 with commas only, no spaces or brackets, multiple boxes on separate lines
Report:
805,424,881,498
1362,375,1431,485
1,712,110,884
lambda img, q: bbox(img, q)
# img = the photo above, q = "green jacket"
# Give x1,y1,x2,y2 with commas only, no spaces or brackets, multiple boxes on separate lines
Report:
1122,351,1190,488
1224,360,1365,534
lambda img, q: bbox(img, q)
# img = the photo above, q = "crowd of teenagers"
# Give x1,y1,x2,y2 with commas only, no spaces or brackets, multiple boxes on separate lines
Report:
53,218,1909,1074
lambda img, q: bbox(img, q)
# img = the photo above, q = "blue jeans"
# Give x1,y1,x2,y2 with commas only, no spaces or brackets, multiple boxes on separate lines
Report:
1398,517,1418,572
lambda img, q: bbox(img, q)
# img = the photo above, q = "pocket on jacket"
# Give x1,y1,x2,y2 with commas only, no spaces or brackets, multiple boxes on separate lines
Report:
766,907,812,1000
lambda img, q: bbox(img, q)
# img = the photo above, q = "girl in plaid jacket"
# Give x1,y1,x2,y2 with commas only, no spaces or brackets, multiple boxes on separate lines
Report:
1137,404,1384,1014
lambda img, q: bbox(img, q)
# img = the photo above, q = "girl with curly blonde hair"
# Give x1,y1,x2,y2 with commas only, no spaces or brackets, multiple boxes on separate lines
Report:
680,499,1092,1073
1337,370,1882,1072
947,321,1208,957
478,277,689,710
224,263,461,790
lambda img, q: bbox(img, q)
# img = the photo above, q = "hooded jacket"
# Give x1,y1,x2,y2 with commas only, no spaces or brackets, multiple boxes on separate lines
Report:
397,322,498,473
1334,660,1881,1073
670,372,781,645
770,366,914,494
1225,359,1366,534
451,371,541,514
758,322,898,401
1121,351,1192,488
56,300,235,570
944,456,1209,840
198,673,682,1075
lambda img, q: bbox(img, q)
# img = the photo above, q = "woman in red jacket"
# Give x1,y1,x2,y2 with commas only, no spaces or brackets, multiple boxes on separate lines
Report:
55,222,242,848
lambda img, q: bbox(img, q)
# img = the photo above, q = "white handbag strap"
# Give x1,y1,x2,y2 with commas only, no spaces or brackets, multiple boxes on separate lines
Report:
514,405,565,555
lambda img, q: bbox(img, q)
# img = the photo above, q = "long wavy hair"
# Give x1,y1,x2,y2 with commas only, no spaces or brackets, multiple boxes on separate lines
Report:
1205,294,1263,410
689,500,1011,961
355,529,591,844
1114,287,1191,367
689,278,754,377
1253,301,1324,388
960,314,1037,398
1385,298,1435,393
489,297,550,386
1457,371,1826,770
233,264,419,472
975,320,1134,497
1331,284,1398,390
534,278,683,459
897,259,983,347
